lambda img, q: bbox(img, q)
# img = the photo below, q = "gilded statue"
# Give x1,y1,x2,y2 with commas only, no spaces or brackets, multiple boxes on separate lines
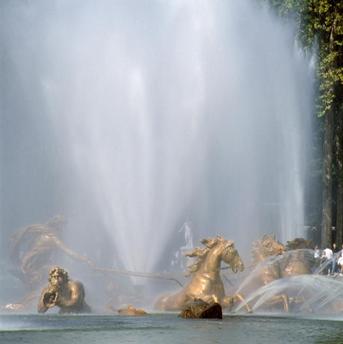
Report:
285,238,314,250
117,305,148,316
38,266,91,314
4,215,98,311
155,236,244,310
10,215,67,289
10,215,94,289
233,235,315,312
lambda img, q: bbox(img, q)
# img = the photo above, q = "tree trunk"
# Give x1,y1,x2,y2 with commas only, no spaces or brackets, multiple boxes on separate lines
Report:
321,18,337,249
336,182,343,247
334,102,343,247
321,109,334,248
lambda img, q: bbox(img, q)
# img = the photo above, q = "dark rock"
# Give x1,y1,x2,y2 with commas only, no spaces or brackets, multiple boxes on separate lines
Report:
179,299,222,319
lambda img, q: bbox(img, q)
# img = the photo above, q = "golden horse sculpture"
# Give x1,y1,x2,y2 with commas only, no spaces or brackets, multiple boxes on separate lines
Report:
233,235,314,312
155,236,244,311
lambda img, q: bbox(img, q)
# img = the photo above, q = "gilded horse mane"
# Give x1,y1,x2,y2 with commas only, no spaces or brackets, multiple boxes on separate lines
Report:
185,236,234,275
285,238,314,251
251,234,285,262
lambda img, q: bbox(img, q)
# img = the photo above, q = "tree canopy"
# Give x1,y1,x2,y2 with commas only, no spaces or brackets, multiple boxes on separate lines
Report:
264,0,343,247
267,0,343,115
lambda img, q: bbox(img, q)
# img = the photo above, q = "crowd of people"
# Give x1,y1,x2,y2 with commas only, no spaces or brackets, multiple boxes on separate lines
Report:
314,243,343,275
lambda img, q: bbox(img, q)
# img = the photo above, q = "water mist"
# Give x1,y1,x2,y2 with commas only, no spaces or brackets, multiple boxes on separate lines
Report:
1,0,314,284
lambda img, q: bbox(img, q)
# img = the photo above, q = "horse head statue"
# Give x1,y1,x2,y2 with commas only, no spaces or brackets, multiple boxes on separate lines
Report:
251,234,285,262
186,236,244,275
155,236,244,310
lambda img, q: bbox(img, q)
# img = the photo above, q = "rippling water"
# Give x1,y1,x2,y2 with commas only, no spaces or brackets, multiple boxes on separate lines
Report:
1,313,343,344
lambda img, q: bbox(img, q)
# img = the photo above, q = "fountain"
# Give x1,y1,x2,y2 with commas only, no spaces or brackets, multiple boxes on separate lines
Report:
4,1,343,343
0,0,327,323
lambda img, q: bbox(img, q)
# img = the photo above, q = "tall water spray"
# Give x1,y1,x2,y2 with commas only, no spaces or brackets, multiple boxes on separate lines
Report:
1,0,314,278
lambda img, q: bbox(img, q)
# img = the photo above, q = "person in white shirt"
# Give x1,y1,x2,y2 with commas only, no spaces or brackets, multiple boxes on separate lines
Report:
322,247,334,274
314,245,321,259
337,252,343,275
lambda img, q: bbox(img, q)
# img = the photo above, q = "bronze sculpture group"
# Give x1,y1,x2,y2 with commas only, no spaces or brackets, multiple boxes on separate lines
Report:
3,216,325,317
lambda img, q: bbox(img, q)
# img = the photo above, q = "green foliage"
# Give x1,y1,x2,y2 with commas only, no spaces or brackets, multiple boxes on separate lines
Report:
263,0,343,117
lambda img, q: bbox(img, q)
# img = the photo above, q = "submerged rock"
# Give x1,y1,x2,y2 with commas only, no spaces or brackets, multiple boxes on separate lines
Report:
179,299,222,319
117,304,148,316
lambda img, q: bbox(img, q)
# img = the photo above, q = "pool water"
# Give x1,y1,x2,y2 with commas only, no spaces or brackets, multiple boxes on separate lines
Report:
1,313,343,344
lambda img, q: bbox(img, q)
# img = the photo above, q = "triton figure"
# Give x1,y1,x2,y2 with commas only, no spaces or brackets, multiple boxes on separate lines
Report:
38,266,91,314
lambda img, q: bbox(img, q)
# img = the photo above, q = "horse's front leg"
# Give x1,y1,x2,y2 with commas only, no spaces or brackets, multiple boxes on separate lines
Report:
222,294,252,313
265,294,289,312
201,294,219,304
281,294,289,312
154,290,190,311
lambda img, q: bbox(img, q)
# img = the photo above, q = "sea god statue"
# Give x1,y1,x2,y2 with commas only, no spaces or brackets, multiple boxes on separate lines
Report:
37,266,91,314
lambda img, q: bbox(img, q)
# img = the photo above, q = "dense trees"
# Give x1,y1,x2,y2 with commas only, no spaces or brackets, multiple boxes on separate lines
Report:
265,0,343,247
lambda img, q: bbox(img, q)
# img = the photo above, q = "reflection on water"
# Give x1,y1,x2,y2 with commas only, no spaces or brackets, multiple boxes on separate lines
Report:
1,314,343,344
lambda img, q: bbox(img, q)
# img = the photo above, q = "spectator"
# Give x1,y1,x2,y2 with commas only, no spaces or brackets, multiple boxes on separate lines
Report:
322,246,333,275
332,243,340,274
314,245,321,259
337,252,343,276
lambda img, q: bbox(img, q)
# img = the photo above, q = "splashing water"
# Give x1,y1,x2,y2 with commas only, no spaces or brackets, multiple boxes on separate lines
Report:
234,274,343,315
